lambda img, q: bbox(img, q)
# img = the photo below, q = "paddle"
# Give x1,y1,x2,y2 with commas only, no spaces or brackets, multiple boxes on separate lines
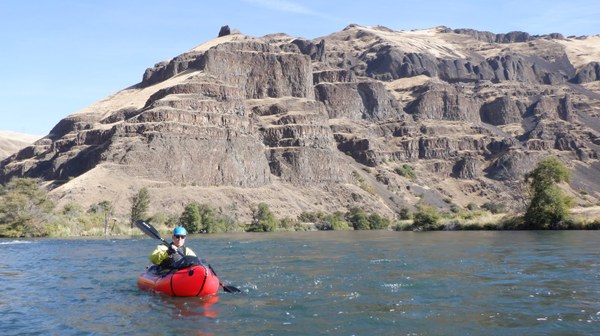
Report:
135,220,241,294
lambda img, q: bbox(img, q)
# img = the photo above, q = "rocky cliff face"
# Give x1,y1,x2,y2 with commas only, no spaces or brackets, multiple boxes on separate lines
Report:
2,25,599,221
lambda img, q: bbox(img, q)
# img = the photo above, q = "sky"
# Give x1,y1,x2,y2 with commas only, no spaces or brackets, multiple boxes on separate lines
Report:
1,0,598,136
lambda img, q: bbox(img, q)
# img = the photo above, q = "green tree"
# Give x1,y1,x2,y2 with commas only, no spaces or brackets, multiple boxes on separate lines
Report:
96,201,114,236
329,212,350,231
0,178,55,237
180,202,201,233
412,204,441,231
279,217,296,230
314,212,350,231
368,213,390,229
198,204,226,233
60,202,86,235
130,187,150,228
523,157,572,229
220,203,241,232
248,203,277,232
348,207,370,230
180,203,229,234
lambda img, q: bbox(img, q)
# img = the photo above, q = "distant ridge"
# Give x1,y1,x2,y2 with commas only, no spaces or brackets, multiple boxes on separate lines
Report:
0,131,40,160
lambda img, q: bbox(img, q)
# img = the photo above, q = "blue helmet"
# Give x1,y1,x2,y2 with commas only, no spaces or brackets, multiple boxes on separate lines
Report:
173,226,188,236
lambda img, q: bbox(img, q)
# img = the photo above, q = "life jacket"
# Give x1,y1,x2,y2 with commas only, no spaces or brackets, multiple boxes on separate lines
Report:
158,245,188,270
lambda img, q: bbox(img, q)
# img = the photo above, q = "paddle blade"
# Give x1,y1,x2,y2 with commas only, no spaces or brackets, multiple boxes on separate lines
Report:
135,220,162,241
221,284,242,294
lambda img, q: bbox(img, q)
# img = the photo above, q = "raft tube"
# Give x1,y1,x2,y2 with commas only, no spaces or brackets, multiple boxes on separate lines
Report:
137,258,220,297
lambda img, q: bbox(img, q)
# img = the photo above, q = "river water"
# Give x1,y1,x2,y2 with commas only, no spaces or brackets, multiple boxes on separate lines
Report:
1,231,598,335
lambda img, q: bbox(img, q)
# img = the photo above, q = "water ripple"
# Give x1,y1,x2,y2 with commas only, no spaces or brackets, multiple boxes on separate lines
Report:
0,231,598,335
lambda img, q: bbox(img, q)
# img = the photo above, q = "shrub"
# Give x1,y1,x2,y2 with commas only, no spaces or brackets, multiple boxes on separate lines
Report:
148,212,179,227
198,204,226,233
394,164,416,180
279,217,296,231
412,204,441,231
298,211,325,223
393,222,412,231
449,203,460,213
481,202,506,214
497,216,525,230
368,213,391,230
585,220,600,230
466,202,478,211
347,207,370,230
219,203,242,232
248,203,278,232
330,212,351,230
180,203,202,233
398,207,412,220
314,220,332,230
180,203,229,233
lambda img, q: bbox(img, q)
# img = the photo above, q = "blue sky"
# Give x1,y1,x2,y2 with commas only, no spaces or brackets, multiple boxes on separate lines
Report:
1,0,598,135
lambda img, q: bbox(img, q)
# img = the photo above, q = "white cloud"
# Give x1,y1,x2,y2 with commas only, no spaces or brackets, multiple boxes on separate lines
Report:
243,0,316,15
241,0,343,22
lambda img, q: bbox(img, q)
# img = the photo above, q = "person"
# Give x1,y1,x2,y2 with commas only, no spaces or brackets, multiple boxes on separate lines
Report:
149,226,196,267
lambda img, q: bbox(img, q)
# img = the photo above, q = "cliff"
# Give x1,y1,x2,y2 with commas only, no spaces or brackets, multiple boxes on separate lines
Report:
2,25,599,221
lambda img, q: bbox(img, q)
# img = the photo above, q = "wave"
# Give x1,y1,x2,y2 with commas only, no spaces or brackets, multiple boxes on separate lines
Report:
0,240,33,245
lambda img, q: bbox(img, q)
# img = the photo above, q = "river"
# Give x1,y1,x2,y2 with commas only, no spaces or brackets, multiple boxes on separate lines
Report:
1,231,598,335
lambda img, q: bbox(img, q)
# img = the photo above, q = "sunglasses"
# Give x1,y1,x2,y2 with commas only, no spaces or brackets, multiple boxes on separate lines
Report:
174,235,186,239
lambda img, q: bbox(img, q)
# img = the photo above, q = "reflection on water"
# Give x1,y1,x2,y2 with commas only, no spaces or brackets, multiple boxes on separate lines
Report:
164,295,220,318
0,231,598,335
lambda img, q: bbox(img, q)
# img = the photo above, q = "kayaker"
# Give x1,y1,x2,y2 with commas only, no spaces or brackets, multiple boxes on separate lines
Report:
149,226,196,267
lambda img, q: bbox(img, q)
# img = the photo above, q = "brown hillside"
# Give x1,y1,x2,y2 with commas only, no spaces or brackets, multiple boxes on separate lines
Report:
1,25,599,222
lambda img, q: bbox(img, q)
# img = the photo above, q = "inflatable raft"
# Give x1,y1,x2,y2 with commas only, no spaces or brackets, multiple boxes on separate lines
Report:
137,256,220,297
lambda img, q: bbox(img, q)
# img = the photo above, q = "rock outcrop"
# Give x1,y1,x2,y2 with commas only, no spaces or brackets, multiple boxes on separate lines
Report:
2,25,599,221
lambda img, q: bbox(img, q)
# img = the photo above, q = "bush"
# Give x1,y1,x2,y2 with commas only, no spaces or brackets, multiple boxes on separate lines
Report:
395,164,416,180
180,203,228,233
585,220,600,230
398,207,412,220
314,220,331,230
368,213,391,230
449,203,460,213
330,212,351,230
497,216,525,230
481,202,506,214
347,207,370,230
219,204,243,232
180,203,202,233
314,212,349,231
298,211,325,223
412,204,441,231
148,212,176,227
393,221,413,231
248,203,278,232
279,217,296,231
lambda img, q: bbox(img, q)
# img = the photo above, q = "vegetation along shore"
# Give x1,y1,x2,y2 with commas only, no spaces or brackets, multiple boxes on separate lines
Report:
1,157,598,238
